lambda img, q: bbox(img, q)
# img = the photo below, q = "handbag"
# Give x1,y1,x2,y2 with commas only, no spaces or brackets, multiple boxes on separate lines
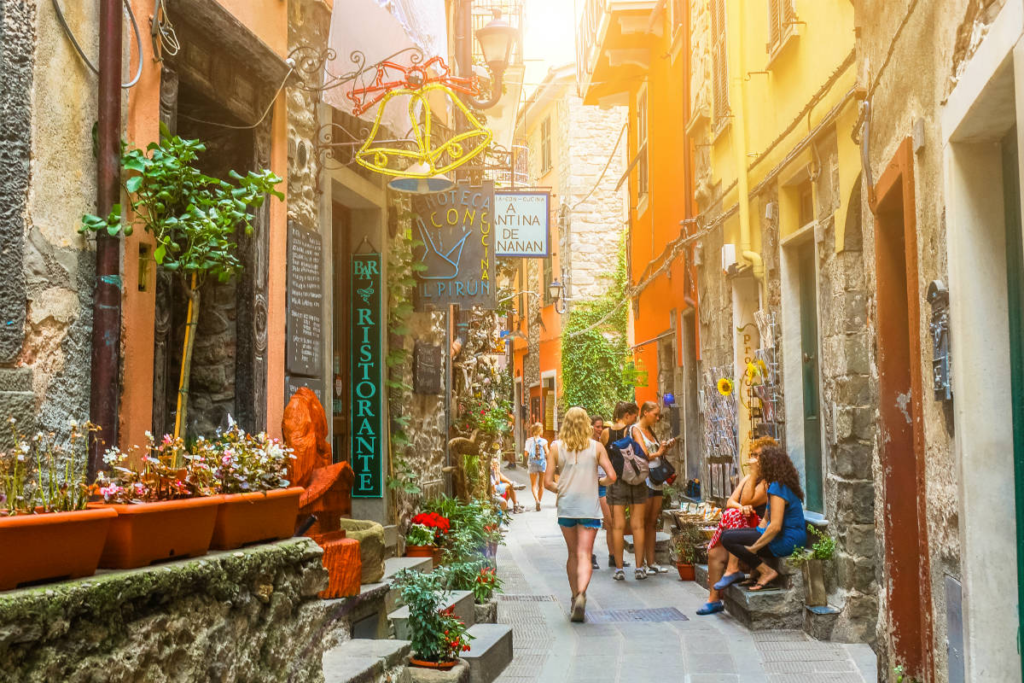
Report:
649,458,677,486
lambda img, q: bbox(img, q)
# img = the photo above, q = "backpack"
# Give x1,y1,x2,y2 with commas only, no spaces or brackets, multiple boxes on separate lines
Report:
528,438,546,465
610,434,649,486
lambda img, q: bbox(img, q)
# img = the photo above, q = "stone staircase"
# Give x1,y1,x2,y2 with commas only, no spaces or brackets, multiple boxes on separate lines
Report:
321,556,513,683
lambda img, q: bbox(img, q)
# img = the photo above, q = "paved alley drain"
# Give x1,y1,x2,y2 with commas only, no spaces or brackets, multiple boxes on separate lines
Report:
499,594,559,601
584,607,689,623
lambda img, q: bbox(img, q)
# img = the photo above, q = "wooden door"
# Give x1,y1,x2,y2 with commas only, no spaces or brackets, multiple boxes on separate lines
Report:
798,242,823,512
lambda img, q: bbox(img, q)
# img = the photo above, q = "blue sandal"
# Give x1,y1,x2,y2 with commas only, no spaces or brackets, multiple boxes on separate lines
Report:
713,572,746,591
696,601,724,616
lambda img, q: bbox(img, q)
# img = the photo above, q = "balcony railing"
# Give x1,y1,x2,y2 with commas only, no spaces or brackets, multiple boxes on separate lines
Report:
473,1,524,67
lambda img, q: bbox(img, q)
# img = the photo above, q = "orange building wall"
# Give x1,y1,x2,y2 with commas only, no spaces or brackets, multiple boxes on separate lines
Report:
626,15,696,407
119,0,289,447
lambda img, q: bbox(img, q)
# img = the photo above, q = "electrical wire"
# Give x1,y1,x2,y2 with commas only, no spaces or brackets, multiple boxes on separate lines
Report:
52,0,144,89
177,67,295,130
152,0,181,60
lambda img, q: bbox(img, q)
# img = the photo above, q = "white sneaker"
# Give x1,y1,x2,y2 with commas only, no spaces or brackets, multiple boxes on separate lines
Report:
613,569,625,581
635,567,647,580
648,563,669,574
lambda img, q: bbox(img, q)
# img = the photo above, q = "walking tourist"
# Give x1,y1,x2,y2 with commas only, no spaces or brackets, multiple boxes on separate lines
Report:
719,445,807,591
524,422,549,511
697,436,773,615
632,401,676,576
544,407,616,622
591,415,608,570
603,402,642,579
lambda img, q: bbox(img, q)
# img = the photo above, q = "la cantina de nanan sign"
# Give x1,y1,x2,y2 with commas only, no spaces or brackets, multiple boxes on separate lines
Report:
412,180,497,311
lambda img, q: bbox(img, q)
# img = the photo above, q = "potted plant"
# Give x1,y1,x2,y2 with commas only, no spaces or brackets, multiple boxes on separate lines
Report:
394,569,474,670
405,522,438,559
674,523,703,581
92,433,222,569
406,511,450,565
471,565,502,624
0,419,117,591
205,424,303,550
790,524,836,607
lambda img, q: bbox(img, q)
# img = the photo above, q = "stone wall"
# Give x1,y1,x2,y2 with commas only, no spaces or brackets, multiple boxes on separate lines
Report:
0,538,330,682
0,1,97,450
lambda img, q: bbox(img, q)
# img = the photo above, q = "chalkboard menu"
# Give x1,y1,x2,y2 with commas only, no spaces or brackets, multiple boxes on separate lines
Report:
413,342,442,395
285,376,326,411
286,222,322,377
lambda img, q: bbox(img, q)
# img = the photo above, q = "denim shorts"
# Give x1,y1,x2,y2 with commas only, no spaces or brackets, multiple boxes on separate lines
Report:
598,485,607,498
558,517,602,529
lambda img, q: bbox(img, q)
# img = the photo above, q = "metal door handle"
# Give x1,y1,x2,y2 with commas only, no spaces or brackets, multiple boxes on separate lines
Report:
803,353,815,363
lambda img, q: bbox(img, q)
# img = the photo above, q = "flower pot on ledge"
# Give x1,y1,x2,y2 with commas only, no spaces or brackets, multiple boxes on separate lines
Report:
91,496,222,569
210,486,304,550
406,543,443,567
0,507,117,591
676,562,696,581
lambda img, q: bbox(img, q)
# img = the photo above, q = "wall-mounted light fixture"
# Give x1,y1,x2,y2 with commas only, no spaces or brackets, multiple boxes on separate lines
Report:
548,277,567,314
468,9,518,110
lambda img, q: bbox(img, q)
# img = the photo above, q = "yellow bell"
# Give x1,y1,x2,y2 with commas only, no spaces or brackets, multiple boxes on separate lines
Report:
355,82,493,179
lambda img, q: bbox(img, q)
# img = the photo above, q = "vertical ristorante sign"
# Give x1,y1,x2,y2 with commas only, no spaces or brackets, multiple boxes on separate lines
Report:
351,252,383,498
412,180,497,311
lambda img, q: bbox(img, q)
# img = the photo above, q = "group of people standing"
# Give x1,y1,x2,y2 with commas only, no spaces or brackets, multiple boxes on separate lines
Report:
519,400,808,624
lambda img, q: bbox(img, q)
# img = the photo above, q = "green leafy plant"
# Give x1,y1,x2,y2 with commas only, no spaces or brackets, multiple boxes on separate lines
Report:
471,565,502,604
79,128,283,440
203,424,294,494
673,523,704,565
0,418,95,515
393,568,474,663
894,664,921,683
406,523,436,547
95,432,218,503
561,234,636,417
790,524,837,565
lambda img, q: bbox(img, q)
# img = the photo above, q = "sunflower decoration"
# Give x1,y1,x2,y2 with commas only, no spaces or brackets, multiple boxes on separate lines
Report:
717,378,734,396
745,359,767,385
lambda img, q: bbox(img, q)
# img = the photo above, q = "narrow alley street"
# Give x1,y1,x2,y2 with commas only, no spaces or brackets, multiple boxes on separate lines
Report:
494,469,876,683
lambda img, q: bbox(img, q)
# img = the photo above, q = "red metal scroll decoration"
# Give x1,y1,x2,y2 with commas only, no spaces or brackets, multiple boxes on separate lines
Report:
347,56,480,116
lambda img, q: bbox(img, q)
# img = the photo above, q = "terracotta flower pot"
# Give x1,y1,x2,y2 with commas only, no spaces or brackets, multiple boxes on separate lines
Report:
405,544,436,559
0,507,117,591
409,658,458,671
92,496,222,569
210,487,303,550
676,562,696,581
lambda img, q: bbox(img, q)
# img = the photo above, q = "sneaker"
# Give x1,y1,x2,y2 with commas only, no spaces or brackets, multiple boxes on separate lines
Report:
696,601,725,616
648,564,670,574
570,592,587,622
535,502,541,511
613,569,625,581
608,555,631,568
591,554,600,570
635,567,647,580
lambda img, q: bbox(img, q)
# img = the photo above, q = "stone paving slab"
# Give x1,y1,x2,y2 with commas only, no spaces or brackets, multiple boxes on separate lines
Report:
493,468,877,683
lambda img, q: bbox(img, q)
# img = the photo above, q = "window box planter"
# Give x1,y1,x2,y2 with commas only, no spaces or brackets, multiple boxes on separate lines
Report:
91,496,222,569
210,487,303,550
0,507,117,591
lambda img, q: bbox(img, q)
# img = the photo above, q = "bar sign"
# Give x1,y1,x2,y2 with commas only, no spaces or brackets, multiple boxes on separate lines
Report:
351,252,383,498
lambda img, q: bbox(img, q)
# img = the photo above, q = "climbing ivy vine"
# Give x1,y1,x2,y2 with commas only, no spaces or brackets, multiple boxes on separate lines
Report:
560,235,636,419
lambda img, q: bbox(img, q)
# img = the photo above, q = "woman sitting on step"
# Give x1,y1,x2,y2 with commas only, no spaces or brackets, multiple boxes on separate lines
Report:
696,436,774,615
717,445,807,596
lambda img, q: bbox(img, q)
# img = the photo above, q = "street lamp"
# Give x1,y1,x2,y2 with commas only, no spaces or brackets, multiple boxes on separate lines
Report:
548,277,566,314
469,10,518,110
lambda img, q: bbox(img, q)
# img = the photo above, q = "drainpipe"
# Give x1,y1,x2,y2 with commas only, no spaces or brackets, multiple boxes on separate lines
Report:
729,5,764,303
88,0,123,478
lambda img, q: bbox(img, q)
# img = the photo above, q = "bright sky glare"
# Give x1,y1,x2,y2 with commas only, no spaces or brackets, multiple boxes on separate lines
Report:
522,0,577,91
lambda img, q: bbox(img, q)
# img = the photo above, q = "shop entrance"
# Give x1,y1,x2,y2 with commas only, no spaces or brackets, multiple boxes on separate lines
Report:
797,241,823,513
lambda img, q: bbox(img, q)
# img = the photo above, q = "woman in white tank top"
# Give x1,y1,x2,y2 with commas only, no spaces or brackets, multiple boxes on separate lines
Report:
544,407,617,623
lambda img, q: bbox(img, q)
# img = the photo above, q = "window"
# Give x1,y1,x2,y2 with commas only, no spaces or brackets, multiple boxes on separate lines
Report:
636,87,649,201
799,181,814,227
711,0,730,124
540,116,552,173
767,0,796,55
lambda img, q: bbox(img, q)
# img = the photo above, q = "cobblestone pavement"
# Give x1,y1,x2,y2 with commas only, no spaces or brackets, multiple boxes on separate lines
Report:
494,468,877,683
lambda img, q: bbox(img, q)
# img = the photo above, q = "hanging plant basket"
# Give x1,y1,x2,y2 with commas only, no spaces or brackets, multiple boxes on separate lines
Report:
0,507,117,591
91,496,222,569
210,487,304,550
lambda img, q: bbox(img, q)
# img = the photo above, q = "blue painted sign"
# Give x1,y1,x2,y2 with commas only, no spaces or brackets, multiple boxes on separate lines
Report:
412,180,497,311
351,252,383,498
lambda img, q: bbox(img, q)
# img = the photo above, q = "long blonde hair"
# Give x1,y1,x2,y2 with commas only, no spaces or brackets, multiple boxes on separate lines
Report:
558,407,592,452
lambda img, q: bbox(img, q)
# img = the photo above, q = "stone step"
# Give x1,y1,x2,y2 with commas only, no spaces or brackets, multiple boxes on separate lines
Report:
345,556,436,640
623,532,673,564
322,638,411,683
721,579,804,630
389,590,476,641
462,624,513,683
695,563,709,589
803,604,841,641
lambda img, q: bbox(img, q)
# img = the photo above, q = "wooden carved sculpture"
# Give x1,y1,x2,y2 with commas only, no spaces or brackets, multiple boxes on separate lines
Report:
283,388,360,598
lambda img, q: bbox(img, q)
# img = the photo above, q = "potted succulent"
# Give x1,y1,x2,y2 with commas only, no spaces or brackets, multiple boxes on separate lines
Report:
674,523,703,581
205,424,302,550
790,524,835,607
394,569,474,670
0,419,116,591
92,433,222,569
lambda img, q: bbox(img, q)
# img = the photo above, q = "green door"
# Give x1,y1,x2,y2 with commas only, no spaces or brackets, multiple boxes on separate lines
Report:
1003,130,1024,667
799,243,824,512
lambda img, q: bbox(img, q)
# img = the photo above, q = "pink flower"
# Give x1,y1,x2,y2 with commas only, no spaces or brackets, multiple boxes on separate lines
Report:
162,434,173,445
134,483,146,496
221,455,233,466
99,484,121,498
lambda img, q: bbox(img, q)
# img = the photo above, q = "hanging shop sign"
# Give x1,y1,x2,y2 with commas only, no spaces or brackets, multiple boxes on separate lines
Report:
495,191,550,257
350,56,493,179
351,252,383,498
412,180,497,311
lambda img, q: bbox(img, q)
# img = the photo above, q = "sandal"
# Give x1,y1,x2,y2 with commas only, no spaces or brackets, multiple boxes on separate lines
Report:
748,580,775,591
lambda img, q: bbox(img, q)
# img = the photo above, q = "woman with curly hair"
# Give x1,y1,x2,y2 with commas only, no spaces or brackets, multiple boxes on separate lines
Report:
545,406,616,622
719,445,807,591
